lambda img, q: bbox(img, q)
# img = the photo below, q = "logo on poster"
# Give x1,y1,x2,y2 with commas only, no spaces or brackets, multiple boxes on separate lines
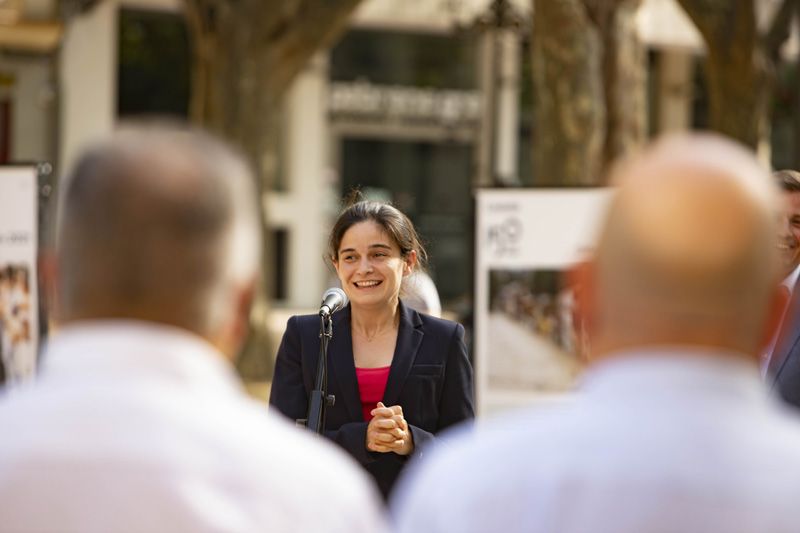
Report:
487,217,523,257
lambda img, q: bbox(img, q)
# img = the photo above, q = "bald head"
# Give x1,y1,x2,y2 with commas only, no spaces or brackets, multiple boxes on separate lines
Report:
56,125,261,344
585,134,780,358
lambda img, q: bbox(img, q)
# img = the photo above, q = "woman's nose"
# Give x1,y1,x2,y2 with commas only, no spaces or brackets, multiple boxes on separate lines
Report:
357,257,373,273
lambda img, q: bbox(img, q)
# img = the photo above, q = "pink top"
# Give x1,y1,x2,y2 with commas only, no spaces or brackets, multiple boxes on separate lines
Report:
355,366,391,422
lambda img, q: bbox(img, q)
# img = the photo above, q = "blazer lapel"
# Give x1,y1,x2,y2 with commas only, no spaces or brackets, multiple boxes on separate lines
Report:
328,305,363,422
771,280,800,384
382,301,424,407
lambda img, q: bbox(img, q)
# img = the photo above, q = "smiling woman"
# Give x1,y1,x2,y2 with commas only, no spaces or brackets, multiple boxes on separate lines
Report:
335,221,412,312
269,200,475,499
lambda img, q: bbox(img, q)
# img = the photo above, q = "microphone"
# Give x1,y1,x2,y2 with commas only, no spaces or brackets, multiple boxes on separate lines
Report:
319,287,348,317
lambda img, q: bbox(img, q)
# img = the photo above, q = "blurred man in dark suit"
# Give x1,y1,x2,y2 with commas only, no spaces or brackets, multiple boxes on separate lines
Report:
767,169,800,407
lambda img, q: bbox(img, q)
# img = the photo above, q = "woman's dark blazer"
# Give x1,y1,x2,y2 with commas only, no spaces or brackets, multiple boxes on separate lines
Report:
269,300,475,498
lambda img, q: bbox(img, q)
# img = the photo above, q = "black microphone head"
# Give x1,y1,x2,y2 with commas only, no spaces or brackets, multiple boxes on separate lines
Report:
320,287,348,317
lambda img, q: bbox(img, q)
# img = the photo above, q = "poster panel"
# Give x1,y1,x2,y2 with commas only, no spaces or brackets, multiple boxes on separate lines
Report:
0,166,39,387
475,189,611,416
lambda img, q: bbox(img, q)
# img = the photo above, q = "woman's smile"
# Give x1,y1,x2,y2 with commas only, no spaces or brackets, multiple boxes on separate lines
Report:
354,280,382,289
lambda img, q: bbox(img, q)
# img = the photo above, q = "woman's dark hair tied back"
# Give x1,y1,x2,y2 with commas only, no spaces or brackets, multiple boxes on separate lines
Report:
328,198,428,271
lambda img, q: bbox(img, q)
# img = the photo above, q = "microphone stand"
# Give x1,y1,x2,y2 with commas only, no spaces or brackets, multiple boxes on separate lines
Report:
304,313,336,434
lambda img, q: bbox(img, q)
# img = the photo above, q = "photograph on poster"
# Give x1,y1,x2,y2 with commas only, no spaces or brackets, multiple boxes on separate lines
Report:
0,263,35,386
0,166,40,388
475,188,610,414
488,269,580,392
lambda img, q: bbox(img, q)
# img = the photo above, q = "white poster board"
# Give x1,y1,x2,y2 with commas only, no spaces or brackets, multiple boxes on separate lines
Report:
475,189,611,416
0,166,39,387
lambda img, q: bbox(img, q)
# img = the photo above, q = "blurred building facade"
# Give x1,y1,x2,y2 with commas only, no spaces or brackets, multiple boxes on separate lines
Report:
0,0,796,311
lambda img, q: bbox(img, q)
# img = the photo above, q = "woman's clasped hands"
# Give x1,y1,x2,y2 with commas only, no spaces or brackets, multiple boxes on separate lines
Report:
366,402,414,456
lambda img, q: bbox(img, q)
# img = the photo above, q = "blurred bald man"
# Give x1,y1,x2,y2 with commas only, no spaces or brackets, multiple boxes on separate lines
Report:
0,126,385,533
392,134,800,533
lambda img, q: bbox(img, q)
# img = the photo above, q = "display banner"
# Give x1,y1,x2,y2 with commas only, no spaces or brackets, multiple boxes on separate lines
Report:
0,166,39,387
475,189,611,416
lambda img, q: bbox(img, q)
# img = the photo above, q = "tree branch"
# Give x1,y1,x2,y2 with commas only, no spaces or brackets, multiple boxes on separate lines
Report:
764,0,800,61
676,0,755,50
256,0,363,108
59,0,104,18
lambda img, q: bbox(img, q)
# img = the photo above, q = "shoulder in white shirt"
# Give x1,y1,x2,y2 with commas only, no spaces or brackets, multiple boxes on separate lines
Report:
0,321,387,533
392,351,800,533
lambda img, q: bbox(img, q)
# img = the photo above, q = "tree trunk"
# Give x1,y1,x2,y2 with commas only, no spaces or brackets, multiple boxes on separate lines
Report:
590,0,647,166
676,0,771,148
183,0,362,171
532,0,605,186
182,0,362,381
532,0,646,186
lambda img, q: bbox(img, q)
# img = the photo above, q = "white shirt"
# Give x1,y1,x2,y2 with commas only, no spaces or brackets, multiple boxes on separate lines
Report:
0,321,386,533
393,350,800,533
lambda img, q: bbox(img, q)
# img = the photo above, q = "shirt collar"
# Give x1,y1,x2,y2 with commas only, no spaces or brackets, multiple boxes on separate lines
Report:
579,347,768,406
783,264,800,293
40,320,244,397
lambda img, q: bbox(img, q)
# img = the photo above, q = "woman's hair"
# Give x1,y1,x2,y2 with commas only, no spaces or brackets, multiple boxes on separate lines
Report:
327,198,428,271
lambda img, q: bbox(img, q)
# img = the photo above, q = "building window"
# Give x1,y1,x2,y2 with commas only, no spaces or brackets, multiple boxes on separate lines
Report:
331,29,477,89
118,8,191,118
271,228,288,302
340,138,473,305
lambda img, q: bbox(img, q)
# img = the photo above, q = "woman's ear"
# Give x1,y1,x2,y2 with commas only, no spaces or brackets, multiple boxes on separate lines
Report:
403,250,418,276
